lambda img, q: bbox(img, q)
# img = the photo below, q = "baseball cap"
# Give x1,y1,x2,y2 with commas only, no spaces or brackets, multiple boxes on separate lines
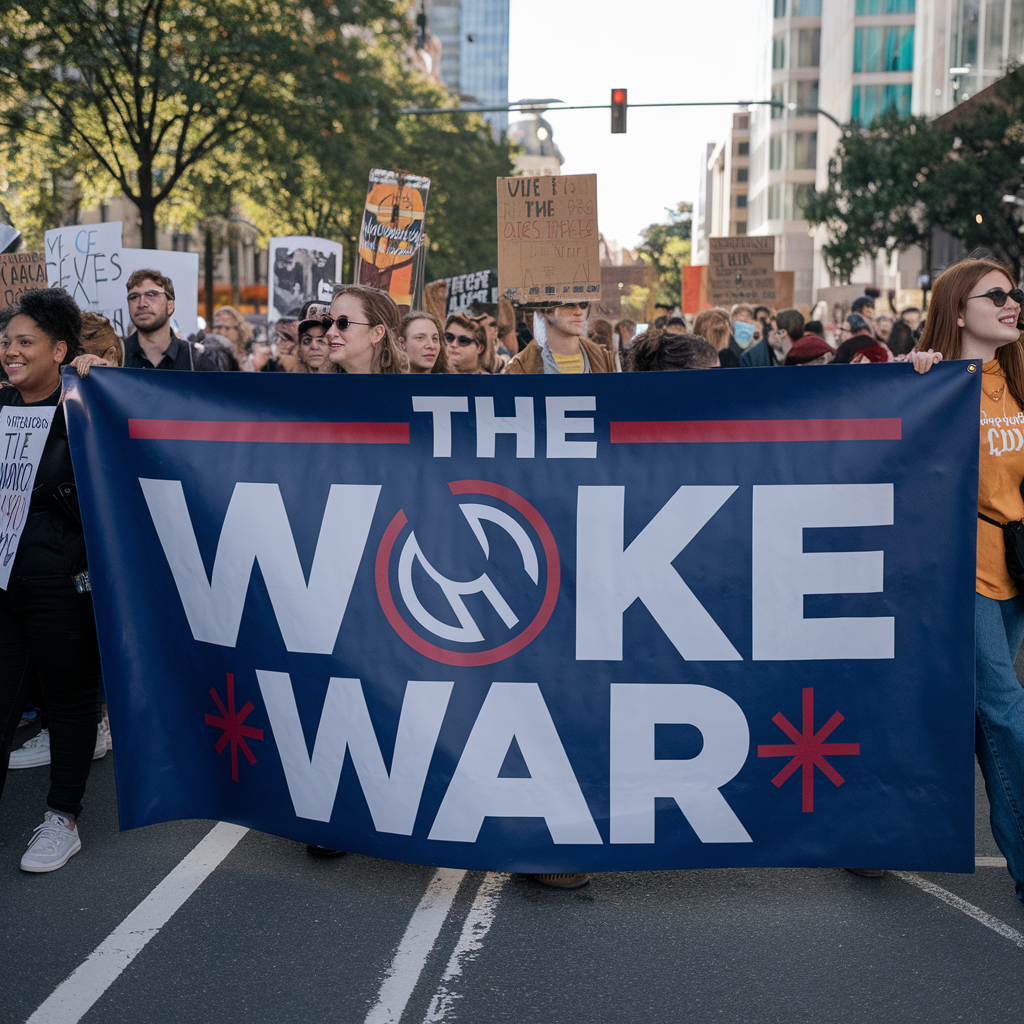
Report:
298,301,330,335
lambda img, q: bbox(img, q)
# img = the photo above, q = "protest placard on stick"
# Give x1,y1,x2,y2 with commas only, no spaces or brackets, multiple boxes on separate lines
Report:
355,169,430,313
0,252,47,308
0,405,57,589
497,173,600,304
706,236,776,307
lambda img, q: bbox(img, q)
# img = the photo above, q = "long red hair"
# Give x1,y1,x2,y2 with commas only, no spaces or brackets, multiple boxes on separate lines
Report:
917,257,1024,409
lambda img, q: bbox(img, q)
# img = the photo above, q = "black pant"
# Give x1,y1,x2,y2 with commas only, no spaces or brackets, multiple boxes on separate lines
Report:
0,575,102,818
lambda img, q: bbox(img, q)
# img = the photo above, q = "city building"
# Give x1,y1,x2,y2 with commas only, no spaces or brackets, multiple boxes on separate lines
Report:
692,113,750,267
425,0,510,135
701,0,1024,309
508,110,564,177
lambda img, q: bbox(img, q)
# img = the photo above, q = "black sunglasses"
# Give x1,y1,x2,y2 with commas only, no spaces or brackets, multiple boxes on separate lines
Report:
320,315,373,331
445,331,476,346
966,288,1024,307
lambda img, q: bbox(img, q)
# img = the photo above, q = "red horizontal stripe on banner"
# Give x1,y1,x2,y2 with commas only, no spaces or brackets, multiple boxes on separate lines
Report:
128,420,410,444
609,418,901,444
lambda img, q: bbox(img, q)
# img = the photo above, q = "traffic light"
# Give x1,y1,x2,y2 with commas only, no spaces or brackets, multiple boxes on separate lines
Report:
611,88,627,134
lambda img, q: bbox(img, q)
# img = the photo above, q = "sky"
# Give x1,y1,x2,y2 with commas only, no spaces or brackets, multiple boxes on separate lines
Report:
507,0,763,250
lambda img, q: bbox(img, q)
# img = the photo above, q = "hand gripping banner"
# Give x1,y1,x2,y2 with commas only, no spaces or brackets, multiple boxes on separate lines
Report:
63,363,981,872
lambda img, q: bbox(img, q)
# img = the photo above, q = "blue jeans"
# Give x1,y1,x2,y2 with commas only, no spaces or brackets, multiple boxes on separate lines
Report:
975,593,1024,900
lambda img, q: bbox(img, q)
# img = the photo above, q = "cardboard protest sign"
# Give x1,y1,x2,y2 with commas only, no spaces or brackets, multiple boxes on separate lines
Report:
118,249,200,339
0,405,57,589
444,269,498,316
355,169,431,313
45,222,125,321
268,236,344,323
497,173,600,304
0,252,47,308
707,236,776,306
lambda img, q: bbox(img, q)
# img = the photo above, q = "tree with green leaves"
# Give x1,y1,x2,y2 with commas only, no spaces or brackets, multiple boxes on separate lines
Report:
637,202,691,307
0,0,407,248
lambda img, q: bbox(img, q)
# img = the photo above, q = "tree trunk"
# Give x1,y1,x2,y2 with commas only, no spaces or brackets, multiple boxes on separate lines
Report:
204,228,215,326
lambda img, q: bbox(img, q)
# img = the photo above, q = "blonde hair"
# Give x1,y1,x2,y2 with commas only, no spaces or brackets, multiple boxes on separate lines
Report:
331,285,406,374
693,307,732,352
80,312,124,366
212,306,253,347
400,311,452,373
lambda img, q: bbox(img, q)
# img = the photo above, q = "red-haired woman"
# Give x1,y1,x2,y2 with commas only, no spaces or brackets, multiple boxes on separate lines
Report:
912,256,1024,904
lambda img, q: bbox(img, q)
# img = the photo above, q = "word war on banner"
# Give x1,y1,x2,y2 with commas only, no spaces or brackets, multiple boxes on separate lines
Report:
0,405,57,590
497,173,601,304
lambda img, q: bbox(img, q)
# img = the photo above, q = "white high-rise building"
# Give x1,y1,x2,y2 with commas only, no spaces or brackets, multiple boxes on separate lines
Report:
739,0,1024,306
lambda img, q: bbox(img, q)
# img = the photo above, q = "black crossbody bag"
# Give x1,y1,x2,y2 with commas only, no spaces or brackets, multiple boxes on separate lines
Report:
979,511,1024,585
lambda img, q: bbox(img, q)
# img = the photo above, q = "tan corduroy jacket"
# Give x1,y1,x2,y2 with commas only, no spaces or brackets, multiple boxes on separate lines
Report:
501,337,615,374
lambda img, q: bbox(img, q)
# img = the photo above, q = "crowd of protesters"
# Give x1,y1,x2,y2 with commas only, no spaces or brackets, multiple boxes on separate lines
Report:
1,255,1023,912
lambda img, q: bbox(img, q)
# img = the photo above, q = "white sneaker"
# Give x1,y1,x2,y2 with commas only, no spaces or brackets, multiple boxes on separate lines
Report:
93,719,110,760
20,811,82,872
9,728,50,769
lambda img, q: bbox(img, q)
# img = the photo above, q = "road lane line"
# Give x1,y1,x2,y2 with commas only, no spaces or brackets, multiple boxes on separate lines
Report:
364,867,467,1024
976,856,1008,867
26,822,249,1024
894,871,1024,949
422,872,510,1024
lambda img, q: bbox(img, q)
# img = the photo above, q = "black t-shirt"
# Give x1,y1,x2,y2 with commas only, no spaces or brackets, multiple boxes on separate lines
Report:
0,381,85,578
123,331,195,370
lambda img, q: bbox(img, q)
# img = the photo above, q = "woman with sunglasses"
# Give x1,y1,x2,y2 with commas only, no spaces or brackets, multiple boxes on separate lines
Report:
911,257,1024,904
444,314,487,374
324,285,405,374
399,311,451,374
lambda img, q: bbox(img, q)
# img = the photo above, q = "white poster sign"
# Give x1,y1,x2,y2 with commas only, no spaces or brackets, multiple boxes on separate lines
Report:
118,249,200,340
44,222,125,322
44,223,199,338
0,405,57,589
268,236,344,323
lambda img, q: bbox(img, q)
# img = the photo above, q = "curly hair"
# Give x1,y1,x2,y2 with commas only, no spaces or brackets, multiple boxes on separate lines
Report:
9,288,83,364
331,285,406,374
400,311,452,373
627,329,718,371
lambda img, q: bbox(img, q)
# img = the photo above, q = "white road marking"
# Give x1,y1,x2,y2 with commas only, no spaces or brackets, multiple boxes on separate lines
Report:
364,867,467,1024
422,872,510,1023
976,856,1008,867
894,871,1024,949
26,822,249,1024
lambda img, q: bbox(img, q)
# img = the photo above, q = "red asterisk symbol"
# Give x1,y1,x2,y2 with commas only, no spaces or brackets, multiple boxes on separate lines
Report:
757,687,860,812
205,673,264,782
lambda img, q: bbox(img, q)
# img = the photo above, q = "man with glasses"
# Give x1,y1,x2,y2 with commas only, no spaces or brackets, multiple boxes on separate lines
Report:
501,301,614,375
122,270,194,370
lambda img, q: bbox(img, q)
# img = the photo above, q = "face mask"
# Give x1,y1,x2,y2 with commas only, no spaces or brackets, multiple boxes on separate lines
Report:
733,321,756,348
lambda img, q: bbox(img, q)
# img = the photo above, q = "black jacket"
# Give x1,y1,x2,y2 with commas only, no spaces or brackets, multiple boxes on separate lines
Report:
0,383,85,579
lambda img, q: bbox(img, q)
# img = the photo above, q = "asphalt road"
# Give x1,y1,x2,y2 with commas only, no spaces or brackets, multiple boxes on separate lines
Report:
1,734,1022,1024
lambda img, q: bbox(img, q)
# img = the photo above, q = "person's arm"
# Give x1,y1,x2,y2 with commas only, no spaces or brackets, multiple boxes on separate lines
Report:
71,354,114,377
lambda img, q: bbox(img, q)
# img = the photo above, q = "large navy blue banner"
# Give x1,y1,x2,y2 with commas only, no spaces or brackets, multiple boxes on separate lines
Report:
64,363,980,872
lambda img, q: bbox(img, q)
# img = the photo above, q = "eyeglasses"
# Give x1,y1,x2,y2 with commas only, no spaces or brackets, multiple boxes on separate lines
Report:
127,289,168,304
558,302,590,311
320,315,373,331
966,288,1024,307
212,322,237,332
445,332,476,346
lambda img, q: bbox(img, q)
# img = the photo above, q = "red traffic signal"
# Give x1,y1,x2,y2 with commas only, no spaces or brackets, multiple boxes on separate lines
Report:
611,88,627,134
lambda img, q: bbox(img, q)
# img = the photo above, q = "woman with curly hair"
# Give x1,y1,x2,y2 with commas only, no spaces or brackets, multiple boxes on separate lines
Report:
0,288,103,873
325,285,406,374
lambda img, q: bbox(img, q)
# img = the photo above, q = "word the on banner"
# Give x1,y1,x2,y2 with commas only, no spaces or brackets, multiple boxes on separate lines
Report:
0,404,56,589
63,365,980,873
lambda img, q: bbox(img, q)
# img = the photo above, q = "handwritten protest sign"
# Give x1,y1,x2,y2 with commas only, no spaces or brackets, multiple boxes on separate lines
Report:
268,236,344,322
0,252,47,308
44,222,124,320
0,405,56,589
497,173,600,303
444,269,498,315
45,224,199,337
355,169,430,313
707,236,776,306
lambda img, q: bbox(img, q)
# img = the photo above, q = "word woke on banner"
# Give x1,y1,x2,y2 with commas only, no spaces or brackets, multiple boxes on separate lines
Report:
63,365,980,873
